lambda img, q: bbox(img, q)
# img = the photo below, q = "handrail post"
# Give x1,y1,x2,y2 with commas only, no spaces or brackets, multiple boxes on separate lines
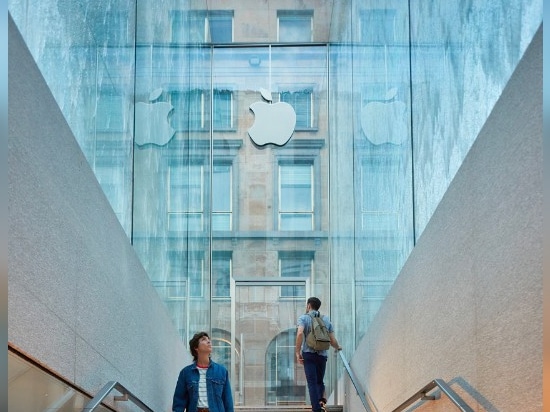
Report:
333,350,339,405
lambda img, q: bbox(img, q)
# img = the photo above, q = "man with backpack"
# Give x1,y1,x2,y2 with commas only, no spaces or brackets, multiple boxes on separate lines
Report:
295,297,342,412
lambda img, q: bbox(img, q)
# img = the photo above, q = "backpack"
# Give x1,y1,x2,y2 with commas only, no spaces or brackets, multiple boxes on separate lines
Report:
306,313,331,351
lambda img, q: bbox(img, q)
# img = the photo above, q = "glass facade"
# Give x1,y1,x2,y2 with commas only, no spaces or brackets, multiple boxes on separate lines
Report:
8,0,542,408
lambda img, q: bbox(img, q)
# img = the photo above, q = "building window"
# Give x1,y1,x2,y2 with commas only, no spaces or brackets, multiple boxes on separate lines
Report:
266,330,306,405
170,89,206,131
171,10,233,43
213,89,235,130
212,252,232,298
208,11,234,43
279,251,313,298
360,9,396,45
170,88,234,131
167,252,204,299
280,89,314,130
212,163,233,231
277,10,313,42
168,163,204,232
278,161,314,230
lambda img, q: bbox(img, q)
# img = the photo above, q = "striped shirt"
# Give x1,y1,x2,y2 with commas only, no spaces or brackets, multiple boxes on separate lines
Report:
197,366,209,408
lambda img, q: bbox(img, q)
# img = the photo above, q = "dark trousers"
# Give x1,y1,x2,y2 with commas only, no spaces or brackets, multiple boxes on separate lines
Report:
302,351,327,411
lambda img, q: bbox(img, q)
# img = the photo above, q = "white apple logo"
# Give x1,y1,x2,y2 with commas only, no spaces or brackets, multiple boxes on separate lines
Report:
248,88,296,147
135,88,176,146
361,87,407,145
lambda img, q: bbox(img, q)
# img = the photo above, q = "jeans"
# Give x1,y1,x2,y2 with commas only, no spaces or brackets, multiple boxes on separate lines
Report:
302,351,327,411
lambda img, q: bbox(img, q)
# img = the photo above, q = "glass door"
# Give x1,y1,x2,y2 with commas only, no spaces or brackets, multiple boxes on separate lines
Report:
231,277,309,408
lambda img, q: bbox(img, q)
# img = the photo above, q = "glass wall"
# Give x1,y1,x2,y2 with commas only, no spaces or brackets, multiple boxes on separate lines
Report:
409,0,543,234
8,0,542,407
9,0,136,237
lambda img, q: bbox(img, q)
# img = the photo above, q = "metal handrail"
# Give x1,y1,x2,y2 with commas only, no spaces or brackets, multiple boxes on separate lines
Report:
337,352,474,412
392,379,474,412
338,351,377,412
81,381,154,412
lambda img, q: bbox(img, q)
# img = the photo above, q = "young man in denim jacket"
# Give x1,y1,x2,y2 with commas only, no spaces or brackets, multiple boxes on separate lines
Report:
172,331,234,412
295,297,342,412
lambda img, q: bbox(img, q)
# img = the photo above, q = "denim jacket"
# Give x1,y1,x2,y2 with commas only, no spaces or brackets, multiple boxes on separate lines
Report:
172,360,234,412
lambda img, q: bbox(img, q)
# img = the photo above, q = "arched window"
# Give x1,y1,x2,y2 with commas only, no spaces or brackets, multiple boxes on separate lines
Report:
265,329,306,406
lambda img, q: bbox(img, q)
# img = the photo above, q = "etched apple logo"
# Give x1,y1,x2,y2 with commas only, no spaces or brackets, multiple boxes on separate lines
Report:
135,88,175,146
361,87,407,145
248,88,296,147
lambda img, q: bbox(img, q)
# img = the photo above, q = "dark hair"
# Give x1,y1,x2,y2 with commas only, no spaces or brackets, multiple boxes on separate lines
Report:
189,331,210,361
307,297,322,311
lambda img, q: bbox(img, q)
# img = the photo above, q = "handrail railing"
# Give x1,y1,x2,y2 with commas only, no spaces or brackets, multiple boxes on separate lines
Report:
337,352,474,412
392,379,474,412
81,381,154,412
338,351,377,412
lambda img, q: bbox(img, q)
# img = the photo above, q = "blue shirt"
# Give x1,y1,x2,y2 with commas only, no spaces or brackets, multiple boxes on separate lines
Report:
297,310,334,357
172,360,234,412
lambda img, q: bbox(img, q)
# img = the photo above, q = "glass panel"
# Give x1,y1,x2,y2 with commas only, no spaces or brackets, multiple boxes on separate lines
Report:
133,16,212,340
360,8,396,45
9,0,136,236
8,350,107,412
409,0,543,235
234,283,307,407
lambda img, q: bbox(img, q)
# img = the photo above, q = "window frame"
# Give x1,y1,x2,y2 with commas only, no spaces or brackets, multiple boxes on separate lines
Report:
212,162,234,231
273,141,324,231
277,160,315,231
169,87,236,132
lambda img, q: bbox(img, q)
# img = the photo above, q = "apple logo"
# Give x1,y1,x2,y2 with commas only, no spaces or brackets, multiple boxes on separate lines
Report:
361,87,408,145
248,88,296,147
135,88,176,146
